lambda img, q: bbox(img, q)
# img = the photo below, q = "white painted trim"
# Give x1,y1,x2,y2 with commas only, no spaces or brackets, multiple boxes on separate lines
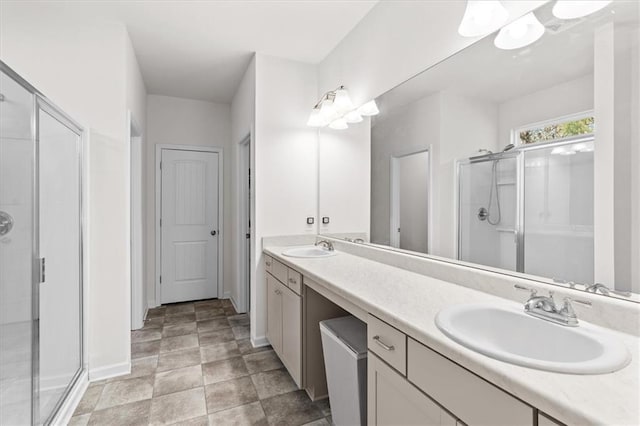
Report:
389,148,431,252
236,135,251,313
155,144,225,306
89,361,131,382
128,111,145,330
251,335,270,348
50,371,89,426
81,125,91,395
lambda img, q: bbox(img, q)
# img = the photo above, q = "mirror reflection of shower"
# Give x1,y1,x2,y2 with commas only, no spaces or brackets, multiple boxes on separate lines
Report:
459,131,595,285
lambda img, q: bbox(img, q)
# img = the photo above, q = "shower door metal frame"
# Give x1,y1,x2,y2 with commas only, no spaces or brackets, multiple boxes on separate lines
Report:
1,60,85,426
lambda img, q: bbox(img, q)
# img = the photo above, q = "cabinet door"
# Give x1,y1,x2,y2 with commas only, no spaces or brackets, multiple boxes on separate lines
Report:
266,273,282,355
368,352,448,426
282,285,302,387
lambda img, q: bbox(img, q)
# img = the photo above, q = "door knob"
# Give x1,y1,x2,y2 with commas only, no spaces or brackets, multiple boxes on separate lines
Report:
210,230,217,236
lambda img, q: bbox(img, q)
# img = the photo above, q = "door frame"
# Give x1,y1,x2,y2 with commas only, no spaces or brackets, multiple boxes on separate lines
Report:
389,147,431,252
154,144,224,306
128,111,144,329
235,135,251,313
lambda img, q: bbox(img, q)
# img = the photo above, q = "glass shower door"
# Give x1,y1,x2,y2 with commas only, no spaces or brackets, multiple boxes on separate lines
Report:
0,65,36,426
36,100,83,424
458,155,518,271
522,140,595,284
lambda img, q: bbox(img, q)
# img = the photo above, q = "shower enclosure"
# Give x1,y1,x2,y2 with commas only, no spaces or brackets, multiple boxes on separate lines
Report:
458,137,595,284
1,62,84,425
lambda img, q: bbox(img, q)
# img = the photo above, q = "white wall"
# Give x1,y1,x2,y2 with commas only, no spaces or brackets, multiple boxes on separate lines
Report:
318,122,371,236
230,57,256,311
0,7,147,377
252,54,318,344
145,95,231,305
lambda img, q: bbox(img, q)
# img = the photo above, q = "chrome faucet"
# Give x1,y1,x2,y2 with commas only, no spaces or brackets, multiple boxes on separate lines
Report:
585,282,631,298
515,285,591,327
315,239,334,251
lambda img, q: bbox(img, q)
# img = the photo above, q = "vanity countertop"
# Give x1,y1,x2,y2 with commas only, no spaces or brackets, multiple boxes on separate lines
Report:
264,245,640,426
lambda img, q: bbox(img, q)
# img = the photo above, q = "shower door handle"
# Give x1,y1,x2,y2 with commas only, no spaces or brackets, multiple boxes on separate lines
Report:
37,257,45,283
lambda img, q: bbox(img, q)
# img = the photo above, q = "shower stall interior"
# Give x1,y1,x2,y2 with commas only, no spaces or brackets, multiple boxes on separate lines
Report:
458,137,595,284
0,62,84,425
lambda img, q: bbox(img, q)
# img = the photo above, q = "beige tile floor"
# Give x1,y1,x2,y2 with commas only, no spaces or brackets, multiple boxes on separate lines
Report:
69,299,332,426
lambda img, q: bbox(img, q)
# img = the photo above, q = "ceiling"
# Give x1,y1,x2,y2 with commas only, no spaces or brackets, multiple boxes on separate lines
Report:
378,0,638,111
2,1,377,103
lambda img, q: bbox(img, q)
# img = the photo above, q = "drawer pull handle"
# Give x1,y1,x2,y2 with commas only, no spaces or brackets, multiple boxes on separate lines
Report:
373,335,395,351
288,278,296,284
266,261,272,267
275,289,281,295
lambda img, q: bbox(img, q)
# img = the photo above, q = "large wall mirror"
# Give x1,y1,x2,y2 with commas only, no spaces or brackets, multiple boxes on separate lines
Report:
318,0,640,302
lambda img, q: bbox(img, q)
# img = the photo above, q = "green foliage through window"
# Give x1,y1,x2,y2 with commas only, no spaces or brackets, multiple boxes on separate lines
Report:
519,116,594,145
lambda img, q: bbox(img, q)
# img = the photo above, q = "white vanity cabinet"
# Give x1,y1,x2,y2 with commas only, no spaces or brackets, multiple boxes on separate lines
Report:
265,257,302,387
366,315,569,426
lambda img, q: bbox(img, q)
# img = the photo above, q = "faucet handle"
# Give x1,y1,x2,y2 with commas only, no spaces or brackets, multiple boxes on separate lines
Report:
514,284,537,298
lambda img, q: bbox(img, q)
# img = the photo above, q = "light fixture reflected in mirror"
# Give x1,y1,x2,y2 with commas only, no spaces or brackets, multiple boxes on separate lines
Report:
552,0,612,19
358,100,380,116
307,86,378,129
494,12,544,50
329,117,349,130
458,0,509,37
344,109,363,123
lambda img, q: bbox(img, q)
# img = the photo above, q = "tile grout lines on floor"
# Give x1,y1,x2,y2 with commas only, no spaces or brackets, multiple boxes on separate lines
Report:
69,298,332,426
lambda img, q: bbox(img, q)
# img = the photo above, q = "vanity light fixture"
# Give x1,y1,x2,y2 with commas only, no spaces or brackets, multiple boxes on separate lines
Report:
494,12,545,50
307,86,378,129
458,0,509,37
552,0,612,19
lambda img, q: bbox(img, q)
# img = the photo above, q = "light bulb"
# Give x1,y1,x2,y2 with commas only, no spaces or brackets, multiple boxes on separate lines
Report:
458,0,509,37
552,1,612,19
358,100,379,116
344,110,363,123
319,100,338,122
333,87,355,114
328,117,348,130
306,107,325,127
494,12,544,50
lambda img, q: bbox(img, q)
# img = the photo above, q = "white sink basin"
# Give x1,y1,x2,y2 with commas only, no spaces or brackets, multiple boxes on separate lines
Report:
435,303,630,374
281,246,338,258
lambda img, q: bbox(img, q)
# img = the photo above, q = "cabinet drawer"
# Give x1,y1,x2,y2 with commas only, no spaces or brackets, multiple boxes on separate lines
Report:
265,255,274,274
272,258,288,284
407,338,533,426
367,315,407,375
287,269,302,295
368,352,453,426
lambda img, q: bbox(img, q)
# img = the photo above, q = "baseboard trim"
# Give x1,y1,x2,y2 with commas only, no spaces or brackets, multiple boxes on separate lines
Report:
229,295,242,313
50,370,89,426
251,335,270,348
89,361,131,382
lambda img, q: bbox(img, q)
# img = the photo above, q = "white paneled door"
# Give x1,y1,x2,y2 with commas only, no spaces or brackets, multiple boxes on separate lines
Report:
161,149,219,304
